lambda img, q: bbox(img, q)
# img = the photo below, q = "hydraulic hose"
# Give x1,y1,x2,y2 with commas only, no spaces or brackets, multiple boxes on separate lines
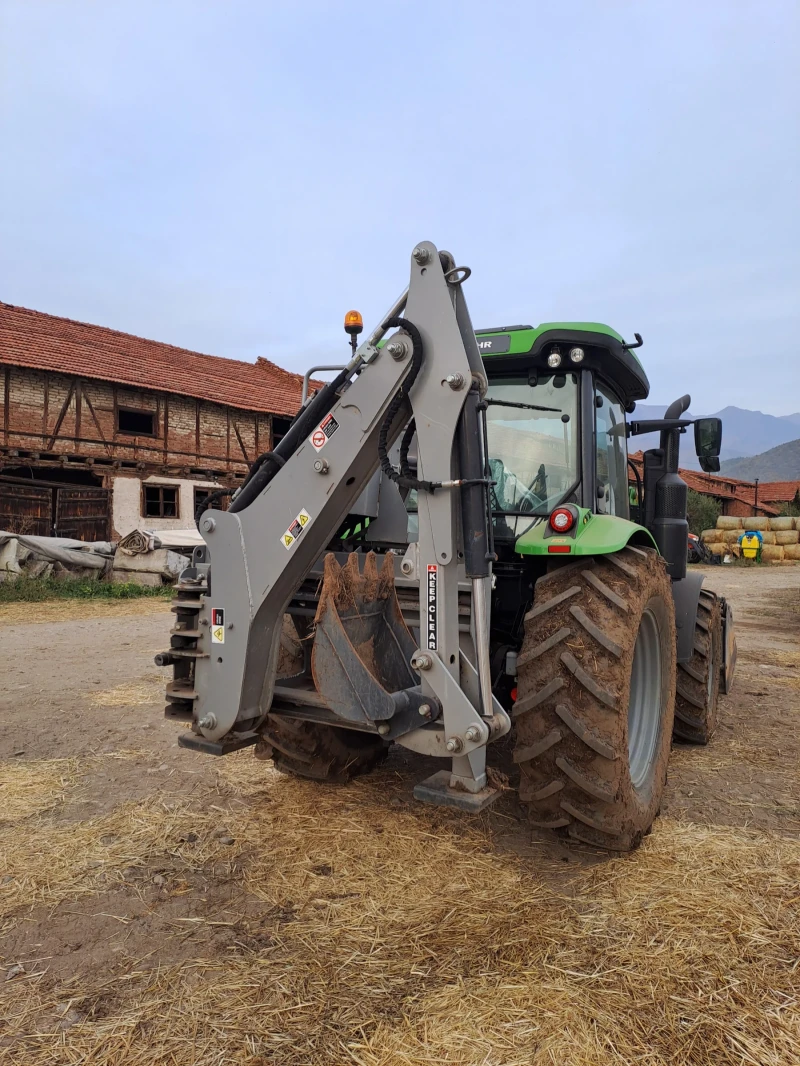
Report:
378,317,435,493
195,487,234,524
399,418,417,480
229,366,351,514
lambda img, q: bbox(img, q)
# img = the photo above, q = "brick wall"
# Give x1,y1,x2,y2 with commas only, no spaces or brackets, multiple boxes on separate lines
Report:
1,364,274,475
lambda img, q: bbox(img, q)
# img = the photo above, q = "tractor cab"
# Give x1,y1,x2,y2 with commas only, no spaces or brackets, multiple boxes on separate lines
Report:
476,322,648,554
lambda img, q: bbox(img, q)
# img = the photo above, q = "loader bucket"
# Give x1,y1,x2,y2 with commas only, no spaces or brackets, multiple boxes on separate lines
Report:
311,552,419,724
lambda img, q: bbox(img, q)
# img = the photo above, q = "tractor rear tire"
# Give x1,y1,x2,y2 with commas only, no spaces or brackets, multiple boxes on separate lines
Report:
254,615,388,782
514,546,676,851
673,588,721,744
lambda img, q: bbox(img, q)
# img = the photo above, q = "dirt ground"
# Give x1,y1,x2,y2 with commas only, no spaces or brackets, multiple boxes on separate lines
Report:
1,566,798,1064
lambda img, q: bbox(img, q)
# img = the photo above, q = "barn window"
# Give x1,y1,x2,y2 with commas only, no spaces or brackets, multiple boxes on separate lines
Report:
142,485,178,518
118,408,155,436
194,487,211,515
272,416,291,446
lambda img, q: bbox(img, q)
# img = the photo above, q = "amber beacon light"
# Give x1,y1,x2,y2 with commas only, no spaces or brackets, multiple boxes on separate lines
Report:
344,310,363,356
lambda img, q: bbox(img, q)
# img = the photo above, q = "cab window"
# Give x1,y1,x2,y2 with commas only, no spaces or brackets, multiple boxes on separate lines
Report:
595,384,629,519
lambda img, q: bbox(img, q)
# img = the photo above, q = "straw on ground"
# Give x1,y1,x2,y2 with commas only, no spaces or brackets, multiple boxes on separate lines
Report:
1,753,798,1065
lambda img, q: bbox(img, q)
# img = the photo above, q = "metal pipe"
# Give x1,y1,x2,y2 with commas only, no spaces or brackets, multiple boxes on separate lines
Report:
299,288,410,408
349,287,410,370
471,575,495,719
367,287,409,348
301,365,346,406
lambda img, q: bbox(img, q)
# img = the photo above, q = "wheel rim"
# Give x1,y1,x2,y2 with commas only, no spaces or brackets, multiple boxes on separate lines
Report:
628,607,663,791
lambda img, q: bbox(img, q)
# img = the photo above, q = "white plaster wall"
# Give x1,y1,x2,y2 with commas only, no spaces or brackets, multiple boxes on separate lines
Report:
112,475,222,538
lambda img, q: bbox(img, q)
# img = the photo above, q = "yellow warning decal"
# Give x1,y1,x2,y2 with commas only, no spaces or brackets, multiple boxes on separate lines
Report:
280,508,312,550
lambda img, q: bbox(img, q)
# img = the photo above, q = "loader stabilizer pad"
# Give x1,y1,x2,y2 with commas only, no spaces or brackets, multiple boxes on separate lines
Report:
414,770,500,813
178,731,259,757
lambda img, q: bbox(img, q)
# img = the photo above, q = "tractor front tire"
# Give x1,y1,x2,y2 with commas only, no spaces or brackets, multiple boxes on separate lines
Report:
254,615,388,782
673,588,721,744
514,546,676,851
256,717,389,782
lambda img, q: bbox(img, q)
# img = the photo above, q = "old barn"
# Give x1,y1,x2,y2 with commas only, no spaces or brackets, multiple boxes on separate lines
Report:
0,303,306,540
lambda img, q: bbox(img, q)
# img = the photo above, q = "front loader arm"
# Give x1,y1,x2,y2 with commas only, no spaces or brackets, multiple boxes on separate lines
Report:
165,243,509,801
190,327,414,742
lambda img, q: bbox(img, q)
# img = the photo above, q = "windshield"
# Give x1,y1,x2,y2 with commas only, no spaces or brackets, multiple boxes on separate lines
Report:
485,374,579,516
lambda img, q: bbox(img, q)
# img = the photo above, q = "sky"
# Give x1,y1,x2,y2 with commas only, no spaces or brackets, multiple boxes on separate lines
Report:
1,1,799,415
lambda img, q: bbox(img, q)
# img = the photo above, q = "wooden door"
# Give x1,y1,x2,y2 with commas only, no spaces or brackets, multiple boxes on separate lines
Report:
55,487,110,542
0,479,53,537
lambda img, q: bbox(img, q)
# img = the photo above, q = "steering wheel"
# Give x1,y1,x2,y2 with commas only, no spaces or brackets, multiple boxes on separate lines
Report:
489,458,544,513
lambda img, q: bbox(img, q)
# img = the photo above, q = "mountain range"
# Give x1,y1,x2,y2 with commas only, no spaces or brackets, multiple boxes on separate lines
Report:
630,404,800,474
719,440,800,482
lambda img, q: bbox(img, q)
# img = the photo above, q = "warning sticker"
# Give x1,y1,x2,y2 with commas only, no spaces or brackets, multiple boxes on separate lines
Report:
281,507,312,550
211,607,225,644
426,565,438,650
310,413,339,451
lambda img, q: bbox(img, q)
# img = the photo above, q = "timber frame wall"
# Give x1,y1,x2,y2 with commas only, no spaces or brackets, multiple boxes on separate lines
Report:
0,365,275,483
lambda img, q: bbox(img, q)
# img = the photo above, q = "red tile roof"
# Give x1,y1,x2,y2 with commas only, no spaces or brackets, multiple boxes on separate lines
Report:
757,481,800,503
0,302,311,417
628,452,781,516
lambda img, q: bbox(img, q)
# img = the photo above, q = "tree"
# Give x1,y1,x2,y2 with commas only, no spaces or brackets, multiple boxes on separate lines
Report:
778,490,800,518
686,488,721,535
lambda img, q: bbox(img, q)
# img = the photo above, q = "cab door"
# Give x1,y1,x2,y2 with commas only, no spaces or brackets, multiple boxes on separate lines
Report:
594,383,629,519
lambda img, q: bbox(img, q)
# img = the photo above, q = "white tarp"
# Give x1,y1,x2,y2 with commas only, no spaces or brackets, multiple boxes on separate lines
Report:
0,528,196,582
0,532,114,571
118,527,203,555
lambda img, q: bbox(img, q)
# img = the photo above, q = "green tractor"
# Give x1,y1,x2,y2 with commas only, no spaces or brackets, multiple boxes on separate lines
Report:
468,322,734,847
165,243,736,853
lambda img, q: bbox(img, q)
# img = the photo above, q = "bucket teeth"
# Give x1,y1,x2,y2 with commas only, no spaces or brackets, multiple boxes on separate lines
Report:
310,551,418,724
316,550,398,621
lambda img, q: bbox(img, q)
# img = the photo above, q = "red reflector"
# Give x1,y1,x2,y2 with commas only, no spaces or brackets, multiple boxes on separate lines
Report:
510,686,518,702
547,545,572,553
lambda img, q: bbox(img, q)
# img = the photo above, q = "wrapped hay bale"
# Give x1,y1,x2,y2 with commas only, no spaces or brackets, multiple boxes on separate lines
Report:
742,516,770,531
758,531,777,545
774,530,800,545
701,529,724,544
723,529,742,545
761,544,784,562
716,516,742,530
783,543,800,560
709,542,727,556
794,517,800,531
769,516,794,531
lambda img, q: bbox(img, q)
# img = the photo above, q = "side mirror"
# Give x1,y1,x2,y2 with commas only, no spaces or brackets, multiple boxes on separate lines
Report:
695,417,722,473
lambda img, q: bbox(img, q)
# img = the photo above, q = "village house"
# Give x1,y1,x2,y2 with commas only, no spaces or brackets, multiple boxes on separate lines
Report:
0,303,308,541
628,451,797,519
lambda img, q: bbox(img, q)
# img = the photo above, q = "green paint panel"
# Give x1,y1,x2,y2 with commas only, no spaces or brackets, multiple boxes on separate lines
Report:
476,322,625,356
514,512,658,557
